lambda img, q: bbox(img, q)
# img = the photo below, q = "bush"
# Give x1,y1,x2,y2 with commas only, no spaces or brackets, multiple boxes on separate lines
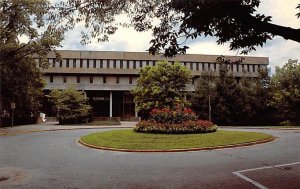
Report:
134,120,217,134
134,106,217,134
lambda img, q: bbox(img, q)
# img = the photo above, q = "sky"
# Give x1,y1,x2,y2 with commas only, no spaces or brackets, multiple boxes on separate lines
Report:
57,0,300,73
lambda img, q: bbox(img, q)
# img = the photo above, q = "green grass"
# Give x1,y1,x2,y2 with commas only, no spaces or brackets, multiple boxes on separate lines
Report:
80,129,273,150
85,120,121,126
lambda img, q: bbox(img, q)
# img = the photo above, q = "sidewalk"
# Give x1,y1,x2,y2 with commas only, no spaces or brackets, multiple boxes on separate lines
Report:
0,121,137,135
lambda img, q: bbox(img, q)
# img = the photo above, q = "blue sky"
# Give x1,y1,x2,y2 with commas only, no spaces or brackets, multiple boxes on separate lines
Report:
57,0,300,73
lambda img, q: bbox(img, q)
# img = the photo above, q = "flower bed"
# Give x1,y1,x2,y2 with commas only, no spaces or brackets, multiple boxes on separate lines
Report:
134,107,217,134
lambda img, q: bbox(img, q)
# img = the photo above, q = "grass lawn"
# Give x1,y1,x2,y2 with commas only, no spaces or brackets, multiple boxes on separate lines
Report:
80,129,273,150
85,120,121,126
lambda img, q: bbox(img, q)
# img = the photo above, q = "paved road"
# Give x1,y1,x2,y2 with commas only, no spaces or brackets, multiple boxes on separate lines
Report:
0,126,299,189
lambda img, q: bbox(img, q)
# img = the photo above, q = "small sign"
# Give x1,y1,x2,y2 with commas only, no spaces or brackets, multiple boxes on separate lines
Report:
11,103,16,109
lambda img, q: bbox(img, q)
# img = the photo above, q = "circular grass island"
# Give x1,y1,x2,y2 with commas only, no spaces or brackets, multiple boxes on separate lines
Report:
79,129,275,152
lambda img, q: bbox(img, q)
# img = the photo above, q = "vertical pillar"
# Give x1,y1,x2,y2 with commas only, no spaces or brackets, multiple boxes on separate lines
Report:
135,106,138,117
109,91,112,117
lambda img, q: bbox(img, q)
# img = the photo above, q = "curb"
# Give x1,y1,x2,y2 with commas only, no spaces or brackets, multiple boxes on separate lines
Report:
78,136,276,153
0,126,132,136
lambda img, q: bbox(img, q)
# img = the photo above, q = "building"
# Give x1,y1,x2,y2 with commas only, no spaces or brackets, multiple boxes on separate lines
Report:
42,50,269,120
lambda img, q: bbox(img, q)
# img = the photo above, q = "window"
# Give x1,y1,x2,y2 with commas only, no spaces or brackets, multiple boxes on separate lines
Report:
146,60,149,66
190,63,193,70
107,60,110,68
214,63,217,70
133,60,136,69
252,65,255,72
129,76,132,84
242,64,245,71
100,60,103,68
247,64,250,72
208,63,211,70
77,76,80,83
63,76,67,83
103,76,106,83
116,76,119,84
126,61,129,69
196,63,199,70
120,60,123,68
90,76,93,83
202,63,205,70
258,64,261,70
52,60,56,67
66,60,69,68
236,64,239,72
192,78,195,85
59,60,62,67
153,62,156,66
113,60,116,68
50,75,53,83
93,59,96,68
184,62,187,66
231,64,233,71
73,59,76,68
139,61,142,68
87,60,90,68
80,59,83,68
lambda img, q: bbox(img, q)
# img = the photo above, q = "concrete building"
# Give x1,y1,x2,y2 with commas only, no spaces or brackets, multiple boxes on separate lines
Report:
42,50,269,120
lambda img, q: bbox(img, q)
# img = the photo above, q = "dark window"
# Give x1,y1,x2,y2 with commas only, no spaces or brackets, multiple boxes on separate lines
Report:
87,60,90,68
52,60,55,67
192,78,195,85
133,61,136,69
90,76,93,83
63,76,67,83
196,63,199,70
139,61,142,68
80,59,83,68
100,60,103,68
72,59,76,68
129,77,132,84
77,76,80,83
190,63,193,70
208,63,211,70
113,60,116,68
107,60,110,68
127,61,130,69
66,60,69,68
116,76,119,84
214,63,217,70
258,64,261,70
247,64,250,72
93,59,96,68
231,64,233,71
120,60,123,68
59,60,62,67
242,64,245,71
146,60,149,66
184,62,187,66
153,62,156,66
50,75,53,83
236,64,239,72
202,63,205,70
103,76,106,83
252,65,255,72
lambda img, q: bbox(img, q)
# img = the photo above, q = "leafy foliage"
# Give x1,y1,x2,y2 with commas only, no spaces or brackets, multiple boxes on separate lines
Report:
48,88,92,124
270,59,300,125
192,57,272,125
0,0,63,117
131,61,191,119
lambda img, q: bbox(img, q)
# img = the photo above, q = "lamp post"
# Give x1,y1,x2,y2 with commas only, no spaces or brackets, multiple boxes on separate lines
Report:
11,101,16,126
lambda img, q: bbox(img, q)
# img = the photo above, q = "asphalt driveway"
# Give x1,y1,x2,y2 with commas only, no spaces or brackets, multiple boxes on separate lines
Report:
0,126,299,189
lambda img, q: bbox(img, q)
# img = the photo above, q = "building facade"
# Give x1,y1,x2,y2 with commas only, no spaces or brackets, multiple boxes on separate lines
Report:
42,50,269,119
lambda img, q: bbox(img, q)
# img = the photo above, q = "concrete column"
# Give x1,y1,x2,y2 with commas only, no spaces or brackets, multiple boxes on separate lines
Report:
109,91,112,117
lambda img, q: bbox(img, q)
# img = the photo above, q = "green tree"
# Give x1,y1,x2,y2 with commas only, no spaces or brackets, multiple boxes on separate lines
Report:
54,0,300,57
270,59,300,125
48,88,92,124
131,61,191,119
0,0,63,118
192,57,272,125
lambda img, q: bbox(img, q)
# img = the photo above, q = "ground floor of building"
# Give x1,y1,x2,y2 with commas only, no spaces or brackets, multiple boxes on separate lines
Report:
42,90,137,120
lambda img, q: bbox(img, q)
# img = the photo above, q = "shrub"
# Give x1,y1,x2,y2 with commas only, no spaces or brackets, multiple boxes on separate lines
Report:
134,120,217,134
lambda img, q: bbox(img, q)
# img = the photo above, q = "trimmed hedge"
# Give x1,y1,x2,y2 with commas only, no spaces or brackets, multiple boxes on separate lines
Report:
134,120,218,134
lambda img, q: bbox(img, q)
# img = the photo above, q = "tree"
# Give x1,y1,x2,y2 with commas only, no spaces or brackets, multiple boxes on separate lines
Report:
0,0,63,118
53,0,300,57
192,57,272,125
270,59,300,125
131,61,191,119
48,88,92,124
